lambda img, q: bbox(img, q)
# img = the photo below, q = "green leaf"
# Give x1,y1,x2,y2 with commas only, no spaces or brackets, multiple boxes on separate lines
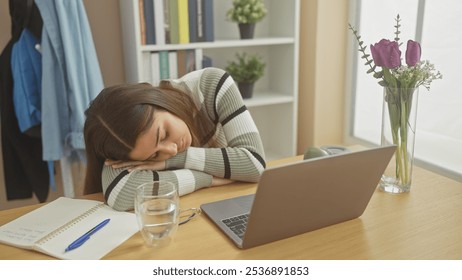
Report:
373,71,383,78
225,52,266,83
226,0,267,24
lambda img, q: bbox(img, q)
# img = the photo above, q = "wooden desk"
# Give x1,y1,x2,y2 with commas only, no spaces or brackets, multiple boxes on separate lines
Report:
1,156,462,260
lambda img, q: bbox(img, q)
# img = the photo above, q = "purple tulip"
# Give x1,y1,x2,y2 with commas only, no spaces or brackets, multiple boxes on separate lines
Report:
405,40,421,67
370,39,402,69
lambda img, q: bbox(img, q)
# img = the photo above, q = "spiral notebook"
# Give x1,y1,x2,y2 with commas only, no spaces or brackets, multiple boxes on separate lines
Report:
0,197,138,260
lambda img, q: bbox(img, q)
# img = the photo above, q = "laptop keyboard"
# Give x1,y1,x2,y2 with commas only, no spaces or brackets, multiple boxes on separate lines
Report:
221,213,249,239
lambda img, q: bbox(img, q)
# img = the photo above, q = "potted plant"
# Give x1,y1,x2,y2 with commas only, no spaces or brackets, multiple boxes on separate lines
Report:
226,0,268,39
225,52,266,99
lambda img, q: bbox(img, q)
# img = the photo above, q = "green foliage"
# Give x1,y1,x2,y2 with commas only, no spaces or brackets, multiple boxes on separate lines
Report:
226,0,267,24
225,52,266,83
348,23,384,85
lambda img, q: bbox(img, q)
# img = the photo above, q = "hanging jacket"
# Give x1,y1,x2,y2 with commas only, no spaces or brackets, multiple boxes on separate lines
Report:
35,0,104,161
10,27,56,192
11,28,42,136
0,0,49,202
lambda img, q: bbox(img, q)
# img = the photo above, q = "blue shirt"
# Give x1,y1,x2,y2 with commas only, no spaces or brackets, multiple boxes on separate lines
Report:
35,0,103,161
11,29,42,134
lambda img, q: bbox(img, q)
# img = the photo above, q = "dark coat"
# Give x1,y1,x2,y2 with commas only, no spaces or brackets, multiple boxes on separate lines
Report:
0,0,49,202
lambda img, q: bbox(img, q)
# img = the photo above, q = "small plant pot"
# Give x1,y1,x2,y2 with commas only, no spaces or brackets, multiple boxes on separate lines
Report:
238,23,256,39
238,82,255,99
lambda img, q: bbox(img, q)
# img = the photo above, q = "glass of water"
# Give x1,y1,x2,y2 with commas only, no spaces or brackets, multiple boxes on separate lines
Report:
135,181,180,247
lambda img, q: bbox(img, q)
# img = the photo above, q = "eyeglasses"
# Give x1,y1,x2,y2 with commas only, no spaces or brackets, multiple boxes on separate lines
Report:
179,207,202,225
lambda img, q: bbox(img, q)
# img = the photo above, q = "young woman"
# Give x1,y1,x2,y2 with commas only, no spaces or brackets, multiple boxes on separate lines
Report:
83,67,266,211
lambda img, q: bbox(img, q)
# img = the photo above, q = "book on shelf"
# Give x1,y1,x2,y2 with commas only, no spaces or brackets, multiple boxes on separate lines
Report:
163,0,171,44
158,50,170,80
0,197,138,260
145,49,202,83
178,0,190,44
168,51,178,79
138,0,213,45
153,0,166,45
202,55,212,68
143,0,156,44
168,0,180,44
177,49,201,77
188,0,198,43
175,50,188,78
196,0,204,41
143,52,153,82
201,0,214,42
138,0,146,44
196,0,214,42
150,52,161,85
195,48,203,71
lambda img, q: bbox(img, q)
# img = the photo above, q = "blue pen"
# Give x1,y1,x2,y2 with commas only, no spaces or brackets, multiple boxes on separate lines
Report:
64,218,110,252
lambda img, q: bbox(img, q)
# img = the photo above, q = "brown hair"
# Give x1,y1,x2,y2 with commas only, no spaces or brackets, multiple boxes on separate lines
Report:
83,83,217,194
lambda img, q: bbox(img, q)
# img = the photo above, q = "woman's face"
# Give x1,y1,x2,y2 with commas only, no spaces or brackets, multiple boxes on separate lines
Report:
129,110,192,162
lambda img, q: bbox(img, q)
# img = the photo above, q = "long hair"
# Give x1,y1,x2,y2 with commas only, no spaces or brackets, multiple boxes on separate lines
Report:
83,83,217,194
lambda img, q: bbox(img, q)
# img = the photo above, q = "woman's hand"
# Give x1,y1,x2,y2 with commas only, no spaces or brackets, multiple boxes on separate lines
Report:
105,159,166,172
211,177,235,186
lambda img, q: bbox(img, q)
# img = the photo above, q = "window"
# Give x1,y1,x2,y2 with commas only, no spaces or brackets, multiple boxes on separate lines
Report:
348,0,462,180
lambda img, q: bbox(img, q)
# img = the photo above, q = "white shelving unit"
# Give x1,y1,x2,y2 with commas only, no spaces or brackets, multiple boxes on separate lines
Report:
119,0,300,160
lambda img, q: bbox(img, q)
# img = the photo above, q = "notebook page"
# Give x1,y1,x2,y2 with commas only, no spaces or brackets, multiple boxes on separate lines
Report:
0,197,101,249
36,203,138,260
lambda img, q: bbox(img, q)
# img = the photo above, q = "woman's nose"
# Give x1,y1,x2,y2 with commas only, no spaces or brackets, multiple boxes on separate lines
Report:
160,142,177,157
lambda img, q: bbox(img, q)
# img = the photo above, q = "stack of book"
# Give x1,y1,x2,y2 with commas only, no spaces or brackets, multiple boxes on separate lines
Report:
144,50,213,85
139,0,214,45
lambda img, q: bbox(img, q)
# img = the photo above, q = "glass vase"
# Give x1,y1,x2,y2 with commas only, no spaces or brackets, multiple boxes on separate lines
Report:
379,86,419,193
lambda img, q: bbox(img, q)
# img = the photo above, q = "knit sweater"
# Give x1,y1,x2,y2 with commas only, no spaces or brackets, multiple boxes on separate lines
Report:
101,68,266,211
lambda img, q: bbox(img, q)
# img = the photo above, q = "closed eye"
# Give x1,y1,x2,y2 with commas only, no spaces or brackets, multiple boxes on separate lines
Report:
144,152,157,161
148,132,168,160
162,131,169,142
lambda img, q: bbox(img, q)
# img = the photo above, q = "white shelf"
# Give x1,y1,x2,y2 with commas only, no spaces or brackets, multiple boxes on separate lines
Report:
119,0,300,159
244,93,293,108
141,38,295,52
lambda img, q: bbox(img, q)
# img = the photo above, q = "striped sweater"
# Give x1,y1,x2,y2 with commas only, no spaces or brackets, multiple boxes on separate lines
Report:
102,68,266,211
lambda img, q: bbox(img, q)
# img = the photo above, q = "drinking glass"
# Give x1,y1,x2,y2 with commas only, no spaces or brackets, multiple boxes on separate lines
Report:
135,181,180,247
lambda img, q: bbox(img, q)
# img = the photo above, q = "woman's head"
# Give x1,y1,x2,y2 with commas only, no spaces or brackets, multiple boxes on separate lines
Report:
83,83,215,194
129,107,193,162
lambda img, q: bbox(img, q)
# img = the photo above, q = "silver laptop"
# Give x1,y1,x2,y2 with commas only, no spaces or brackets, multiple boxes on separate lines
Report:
200,146,395,249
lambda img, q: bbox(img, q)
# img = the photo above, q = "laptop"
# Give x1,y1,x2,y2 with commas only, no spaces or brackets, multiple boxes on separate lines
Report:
200,146,395,249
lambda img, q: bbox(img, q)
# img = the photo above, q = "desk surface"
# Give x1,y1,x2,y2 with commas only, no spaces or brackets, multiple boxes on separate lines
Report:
1,155,462,260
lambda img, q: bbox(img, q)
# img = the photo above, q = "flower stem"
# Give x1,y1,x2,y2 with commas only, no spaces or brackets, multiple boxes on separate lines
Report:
386,87,412,187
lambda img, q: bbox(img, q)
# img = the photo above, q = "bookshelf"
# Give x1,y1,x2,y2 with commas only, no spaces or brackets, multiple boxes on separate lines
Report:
119,0,300,160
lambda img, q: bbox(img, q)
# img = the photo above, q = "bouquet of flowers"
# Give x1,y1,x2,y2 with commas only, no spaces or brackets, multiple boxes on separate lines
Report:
349,14,442,89
349,14,442,191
